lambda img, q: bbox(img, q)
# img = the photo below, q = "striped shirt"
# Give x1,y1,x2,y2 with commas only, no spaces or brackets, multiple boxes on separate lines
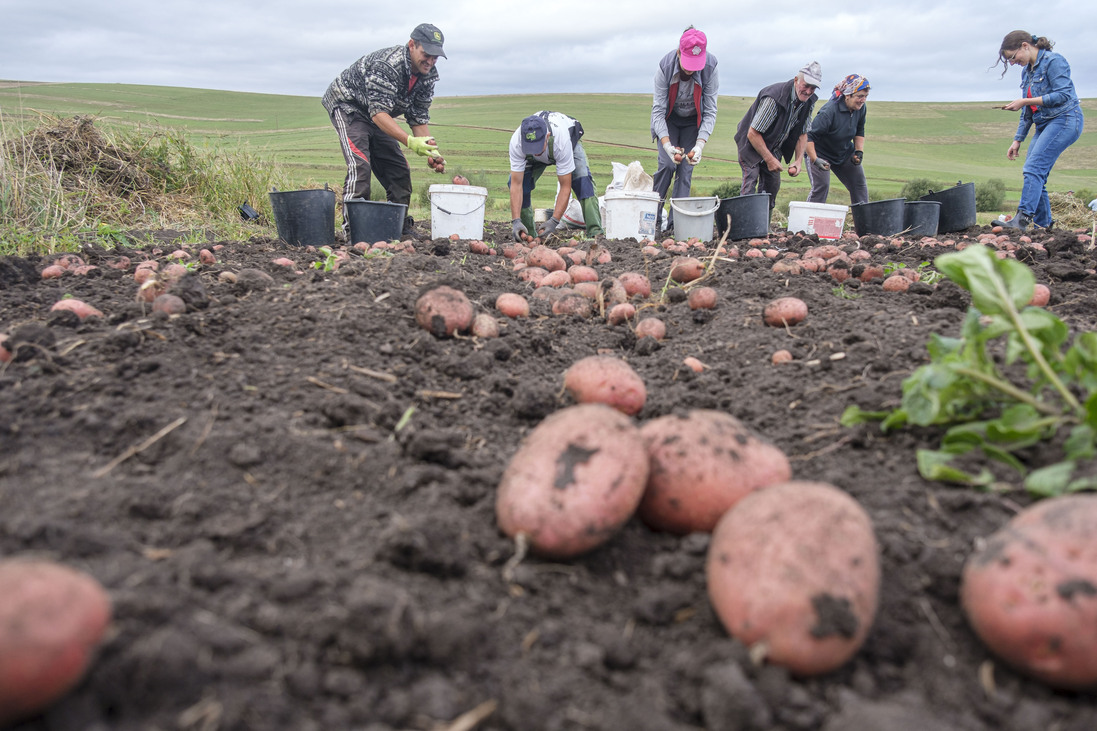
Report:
750,86,810,144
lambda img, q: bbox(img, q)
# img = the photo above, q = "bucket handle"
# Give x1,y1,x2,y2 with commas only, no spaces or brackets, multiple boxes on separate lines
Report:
670,200,720,217
434,198,487,217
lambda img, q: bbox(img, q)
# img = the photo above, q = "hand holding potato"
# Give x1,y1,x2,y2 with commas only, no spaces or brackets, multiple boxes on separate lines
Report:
427,153,445,173
662,141,684,164
1007,140,1021,161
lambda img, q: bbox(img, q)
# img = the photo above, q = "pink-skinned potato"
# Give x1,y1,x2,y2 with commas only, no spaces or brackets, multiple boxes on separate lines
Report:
50,299,103,320
0,559,112,725
563,355,646,416
496,404,649,559
706,481,880,676
961,494,1097,689
415,285,473,337
639,410,791,534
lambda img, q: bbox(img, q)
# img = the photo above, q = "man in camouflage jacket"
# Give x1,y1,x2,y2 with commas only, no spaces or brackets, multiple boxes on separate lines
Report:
322,23,447,236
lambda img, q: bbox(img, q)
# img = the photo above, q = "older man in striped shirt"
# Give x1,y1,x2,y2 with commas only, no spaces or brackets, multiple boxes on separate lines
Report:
734,62,822,222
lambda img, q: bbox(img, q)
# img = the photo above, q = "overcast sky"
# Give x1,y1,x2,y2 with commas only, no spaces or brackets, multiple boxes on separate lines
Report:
3,0,1096,103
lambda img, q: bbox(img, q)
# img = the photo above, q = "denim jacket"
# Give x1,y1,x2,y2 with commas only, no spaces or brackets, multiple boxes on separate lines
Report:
1014,49,1081,141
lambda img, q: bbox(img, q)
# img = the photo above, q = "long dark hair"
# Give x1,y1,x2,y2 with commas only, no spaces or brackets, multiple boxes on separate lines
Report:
995,31,1053,76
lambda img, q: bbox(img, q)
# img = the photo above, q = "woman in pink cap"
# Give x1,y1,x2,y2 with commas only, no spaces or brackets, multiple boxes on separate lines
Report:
650,26,720,234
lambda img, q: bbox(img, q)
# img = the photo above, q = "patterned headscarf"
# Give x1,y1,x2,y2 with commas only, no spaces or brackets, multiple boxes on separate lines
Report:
834,74,870,99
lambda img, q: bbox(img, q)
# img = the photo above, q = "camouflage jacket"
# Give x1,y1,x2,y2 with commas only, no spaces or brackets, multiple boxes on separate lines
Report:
322,44,438,126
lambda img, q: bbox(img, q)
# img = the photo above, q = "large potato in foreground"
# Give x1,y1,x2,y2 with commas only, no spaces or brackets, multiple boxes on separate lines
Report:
0,560,112,724
706,481,880,676
563,355,646,416
638,410,791,534
496,404,649,559
961,494,1097,690
414,285,473,337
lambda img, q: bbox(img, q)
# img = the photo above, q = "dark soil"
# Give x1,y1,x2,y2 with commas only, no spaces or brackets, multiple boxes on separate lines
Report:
2,219,1097,731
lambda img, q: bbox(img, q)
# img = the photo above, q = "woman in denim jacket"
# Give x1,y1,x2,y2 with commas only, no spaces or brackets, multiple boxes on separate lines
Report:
992,31,1084,231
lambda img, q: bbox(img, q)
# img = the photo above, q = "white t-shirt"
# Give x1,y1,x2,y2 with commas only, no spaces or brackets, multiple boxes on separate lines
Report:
1089,198,1097,212
509,111,577,176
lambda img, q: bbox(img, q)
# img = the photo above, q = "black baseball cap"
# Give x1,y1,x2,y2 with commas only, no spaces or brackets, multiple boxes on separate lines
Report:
411,23,446,58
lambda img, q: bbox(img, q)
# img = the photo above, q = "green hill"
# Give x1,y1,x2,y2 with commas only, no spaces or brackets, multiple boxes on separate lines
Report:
3,81,1096,221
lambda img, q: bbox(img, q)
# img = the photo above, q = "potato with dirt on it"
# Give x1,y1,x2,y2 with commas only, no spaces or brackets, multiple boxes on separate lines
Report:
527,245,567,272
706,480,880,676
634,317,666,341
496,403,649,559
762,296,807,327
639,410,791,534
961,494,1097,690
552,293,593,318
563,355,646,416
414,285,473,337
670,256,705,283
0,559,113,725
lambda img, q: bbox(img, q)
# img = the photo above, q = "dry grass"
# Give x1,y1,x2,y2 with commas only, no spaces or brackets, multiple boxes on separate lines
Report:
1,113,287,255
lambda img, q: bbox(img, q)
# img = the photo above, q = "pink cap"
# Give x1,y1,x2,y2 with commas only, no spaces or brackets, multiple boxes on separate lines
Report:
679,29,707,71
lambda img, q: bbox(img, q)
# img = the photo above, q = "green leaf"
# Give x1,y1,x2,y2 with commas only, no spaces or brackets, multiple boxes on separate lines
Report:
840,405,888,426
1024,461,1076,497
916,448,996,486
1064,423,1097,461
935,245,1034,316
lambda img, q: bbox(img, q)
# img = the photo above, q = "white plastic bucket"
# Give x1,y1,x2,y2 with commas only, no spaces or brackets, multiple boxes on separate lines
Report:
603,190,661,241
670,196,720,242
788,201,848,240
429,184,488,239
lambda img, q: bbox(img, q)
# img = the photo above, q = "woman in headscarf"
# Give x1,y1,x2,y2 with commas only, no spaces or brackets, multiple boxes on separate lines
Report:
991,31,1084,232
805,74,870,205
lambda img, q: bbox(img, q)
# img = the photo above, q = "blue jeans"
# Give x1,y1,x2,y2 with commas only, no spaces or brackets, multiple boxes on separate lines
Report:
1020,108,1084,227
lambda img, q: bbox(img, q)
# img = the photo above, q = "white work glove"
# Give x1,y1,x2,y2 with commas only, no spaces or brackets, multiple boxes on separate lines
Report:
688,139,706,166
662,141,684,164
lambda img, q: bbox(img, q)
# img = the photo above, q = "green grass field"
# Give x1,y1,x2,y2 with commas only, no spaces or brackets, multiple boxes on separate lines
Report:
3,81,1096,224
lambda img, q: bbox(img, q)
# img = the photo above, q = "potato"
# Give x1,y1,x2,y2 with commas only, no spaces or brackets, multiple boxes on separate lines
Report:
496,292,530,318
882,274,911,292
563,355,646,416
772,349,793,364
639,410,791,534
670,256,704,283
961,494,1097,689
496,404,649,558
618,272,652,298
537,270,573,289
634,317,666,341
415,285,473,337
471,313,499,338
1029,283,1051,307
527,245,567,272
606,303,636,326
762,296,807,327
50,298,103,320
706,481,880,676
152,294,186,315
0,559,112,725
687,287,717,310
568,265,599,284
552,293,592,318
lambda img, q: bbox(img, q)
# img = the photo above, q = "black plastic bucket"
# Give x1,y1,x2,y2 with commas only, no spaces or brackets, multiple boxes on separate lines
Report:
919,182,976,233
269,189,335,247
715,193,770,240
345,199,407,244
851,198,906,236
903,201,941,238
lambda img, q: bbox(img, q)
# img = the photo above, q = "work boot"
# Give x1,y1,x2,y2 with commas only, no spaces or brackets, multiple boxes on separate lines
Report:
992,211,1031,232
402,215,416,238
